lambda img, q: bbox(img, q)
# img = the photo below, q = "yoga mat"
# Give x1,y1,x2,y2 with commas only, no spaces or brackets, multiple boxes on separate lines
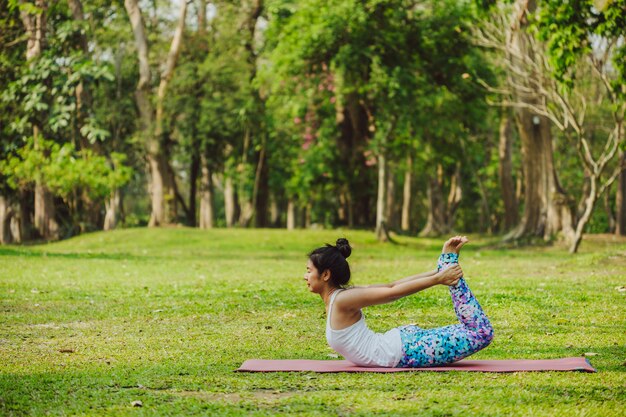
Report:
237,357,596,373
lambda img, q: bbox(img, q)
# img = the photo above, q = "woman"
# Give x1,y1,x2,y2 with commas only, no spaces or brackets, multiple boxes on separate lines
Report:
304,236,493,368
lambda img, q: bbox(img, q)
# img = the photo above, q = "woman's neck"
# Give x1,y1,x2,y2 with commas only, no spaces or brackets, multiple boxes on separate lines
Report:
321,286,340,307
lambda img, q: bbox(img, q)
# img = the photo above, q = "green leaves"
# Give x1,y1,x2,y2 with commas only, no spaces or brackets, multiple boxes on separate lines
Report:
536,0,626,90
1,138,132,200
261,0,491,220
4,51,114,137
80,118,111,144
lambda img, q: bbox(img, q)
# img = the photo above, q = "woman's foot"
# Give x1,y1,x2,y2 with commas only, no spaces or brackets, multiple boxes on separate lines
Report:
442,236,469,255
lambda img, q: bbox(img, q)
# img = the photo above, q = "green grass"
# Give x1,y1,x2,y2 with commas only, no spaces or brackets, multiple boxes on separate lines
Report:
1,228,625,416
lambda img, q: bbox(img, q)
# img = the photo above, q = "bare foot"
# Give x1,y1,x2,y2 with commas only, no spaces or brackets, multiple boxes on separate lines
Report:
442,236,469,254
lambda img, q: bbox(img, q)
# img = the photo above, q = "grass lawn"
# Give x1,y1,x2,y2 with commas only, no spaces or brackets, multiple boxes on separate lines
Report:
1,228,625,416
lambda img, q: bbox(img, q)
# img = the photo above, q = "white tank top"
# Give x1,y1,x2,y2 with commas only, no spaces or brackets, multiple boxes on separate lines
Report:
326,289,403,367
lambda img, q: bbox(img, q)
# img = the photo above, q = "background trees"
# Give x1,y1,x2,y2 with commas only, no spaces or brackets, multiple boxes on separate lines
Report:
1,0,623,252
473,0,625,252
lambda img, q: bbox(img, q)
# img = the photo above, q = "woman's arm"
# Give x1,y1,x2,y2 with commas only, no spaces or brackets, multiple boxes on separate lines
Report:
364,269,438,288
336,265,463,311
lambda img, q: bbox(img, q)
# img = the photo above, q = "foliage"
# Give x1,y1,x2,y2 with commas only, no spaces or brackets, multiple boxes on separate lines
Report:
167,1,249,176
1,138,132,202
263,0,493,229
0,0,133,234
0,0,28,194
3,2,114,137
536,0,626,94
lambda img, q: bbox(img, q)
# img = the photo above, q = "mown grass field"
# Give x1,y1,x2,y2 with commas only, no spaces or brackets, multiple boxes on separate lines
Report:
1,228,625,416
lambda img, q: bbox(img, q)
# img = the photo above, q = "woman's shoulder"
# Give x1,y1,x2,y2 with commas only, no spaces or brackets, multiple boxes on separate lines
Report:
333,287,365,311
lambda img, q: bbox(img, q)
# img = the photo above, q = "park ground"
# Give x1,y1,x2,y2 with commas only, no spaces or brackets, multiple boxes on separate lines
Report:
1,228,625,416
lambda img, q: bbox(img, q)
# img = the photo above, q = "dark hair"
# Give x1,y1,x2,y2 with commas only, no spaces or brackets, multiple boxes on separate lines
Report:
308,238,352,287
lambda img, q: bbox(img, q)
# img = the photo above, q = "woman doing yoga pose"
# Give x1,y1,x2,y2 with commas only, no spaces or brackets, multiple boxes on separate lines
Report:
304,236,494,368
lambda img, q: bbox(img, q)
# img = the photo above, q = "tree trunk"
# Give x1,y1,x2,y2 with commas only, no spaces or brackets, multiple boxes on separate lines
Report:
10,215,22,243
19,0,46,61
33,128,59,240
269,194,280,227
188,1,206,228
238,200,254,226
604,183,616,233
337,190,347,225
18,189,31,241
616,151,626,236
576,170,591,220
125,0,187,227
188,152,200,227
420,164,461,236
337,188,354,227
507,112,572,242
287,200,296,230
498,112,518,231
504,0,574,244
385,161,395,229
252,141,269,227
125,0,155,223
224,176,235,227
241,0,269,228
511,114,545,238
445,164,463,230
199,154,214,229
375,152,388,241
69,0,102,234
340,93,372,226
476,171,493,234
569,176,599,253
146,156,166,226
420,170,446,237
19,0,59,240
304,204,311,228
401,154,412,232
0,196,13,244
34,182,59,240
154,0,187,225
103,189,120,231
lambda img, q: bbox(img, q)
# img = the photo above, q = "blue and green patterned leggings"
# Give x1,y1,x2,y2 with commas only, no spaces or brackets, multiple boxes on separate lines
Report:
396,253,494,368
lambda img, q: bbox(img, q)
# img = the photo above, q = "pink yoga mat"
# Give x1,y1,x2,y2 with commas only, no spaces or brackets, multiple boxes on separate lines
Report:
237,357,596,373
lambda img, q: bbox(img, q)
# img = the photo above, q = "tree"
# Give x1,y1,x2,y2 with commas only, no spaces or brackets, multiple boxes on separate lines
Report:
539,0,626,239
167,0,249,228
498,110,519,230
124,0,188,227
88,0,143,230
0,0,26,243
3,0,129,240
474,1,569,243
16,0,59,240
265,0,491,238
475,0,625,252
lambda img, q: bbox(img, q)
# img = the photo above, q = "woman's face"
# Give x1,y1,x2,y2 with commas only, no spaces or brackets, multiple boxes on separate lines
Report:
304,259,325,294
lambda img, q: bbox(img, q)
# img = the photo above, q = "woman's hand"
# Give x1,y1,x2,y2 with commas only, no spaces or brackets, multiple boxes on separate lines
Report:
436,264,463,286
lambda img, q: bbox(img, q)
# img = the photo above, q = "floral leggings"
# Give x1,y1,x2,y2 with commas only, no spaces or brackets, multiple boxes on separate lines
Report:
396,253,494,368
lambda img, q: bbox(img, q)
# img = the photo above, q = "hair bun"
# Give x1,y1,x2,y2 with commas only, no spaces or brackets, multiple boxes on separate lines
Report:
335,238,351,259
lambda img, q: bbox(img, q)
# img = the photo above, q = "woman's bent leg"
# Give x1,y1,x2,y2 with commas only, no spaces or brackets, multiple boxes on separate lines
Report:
396,253,493,368
397,323,485,367
438,253,493,336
